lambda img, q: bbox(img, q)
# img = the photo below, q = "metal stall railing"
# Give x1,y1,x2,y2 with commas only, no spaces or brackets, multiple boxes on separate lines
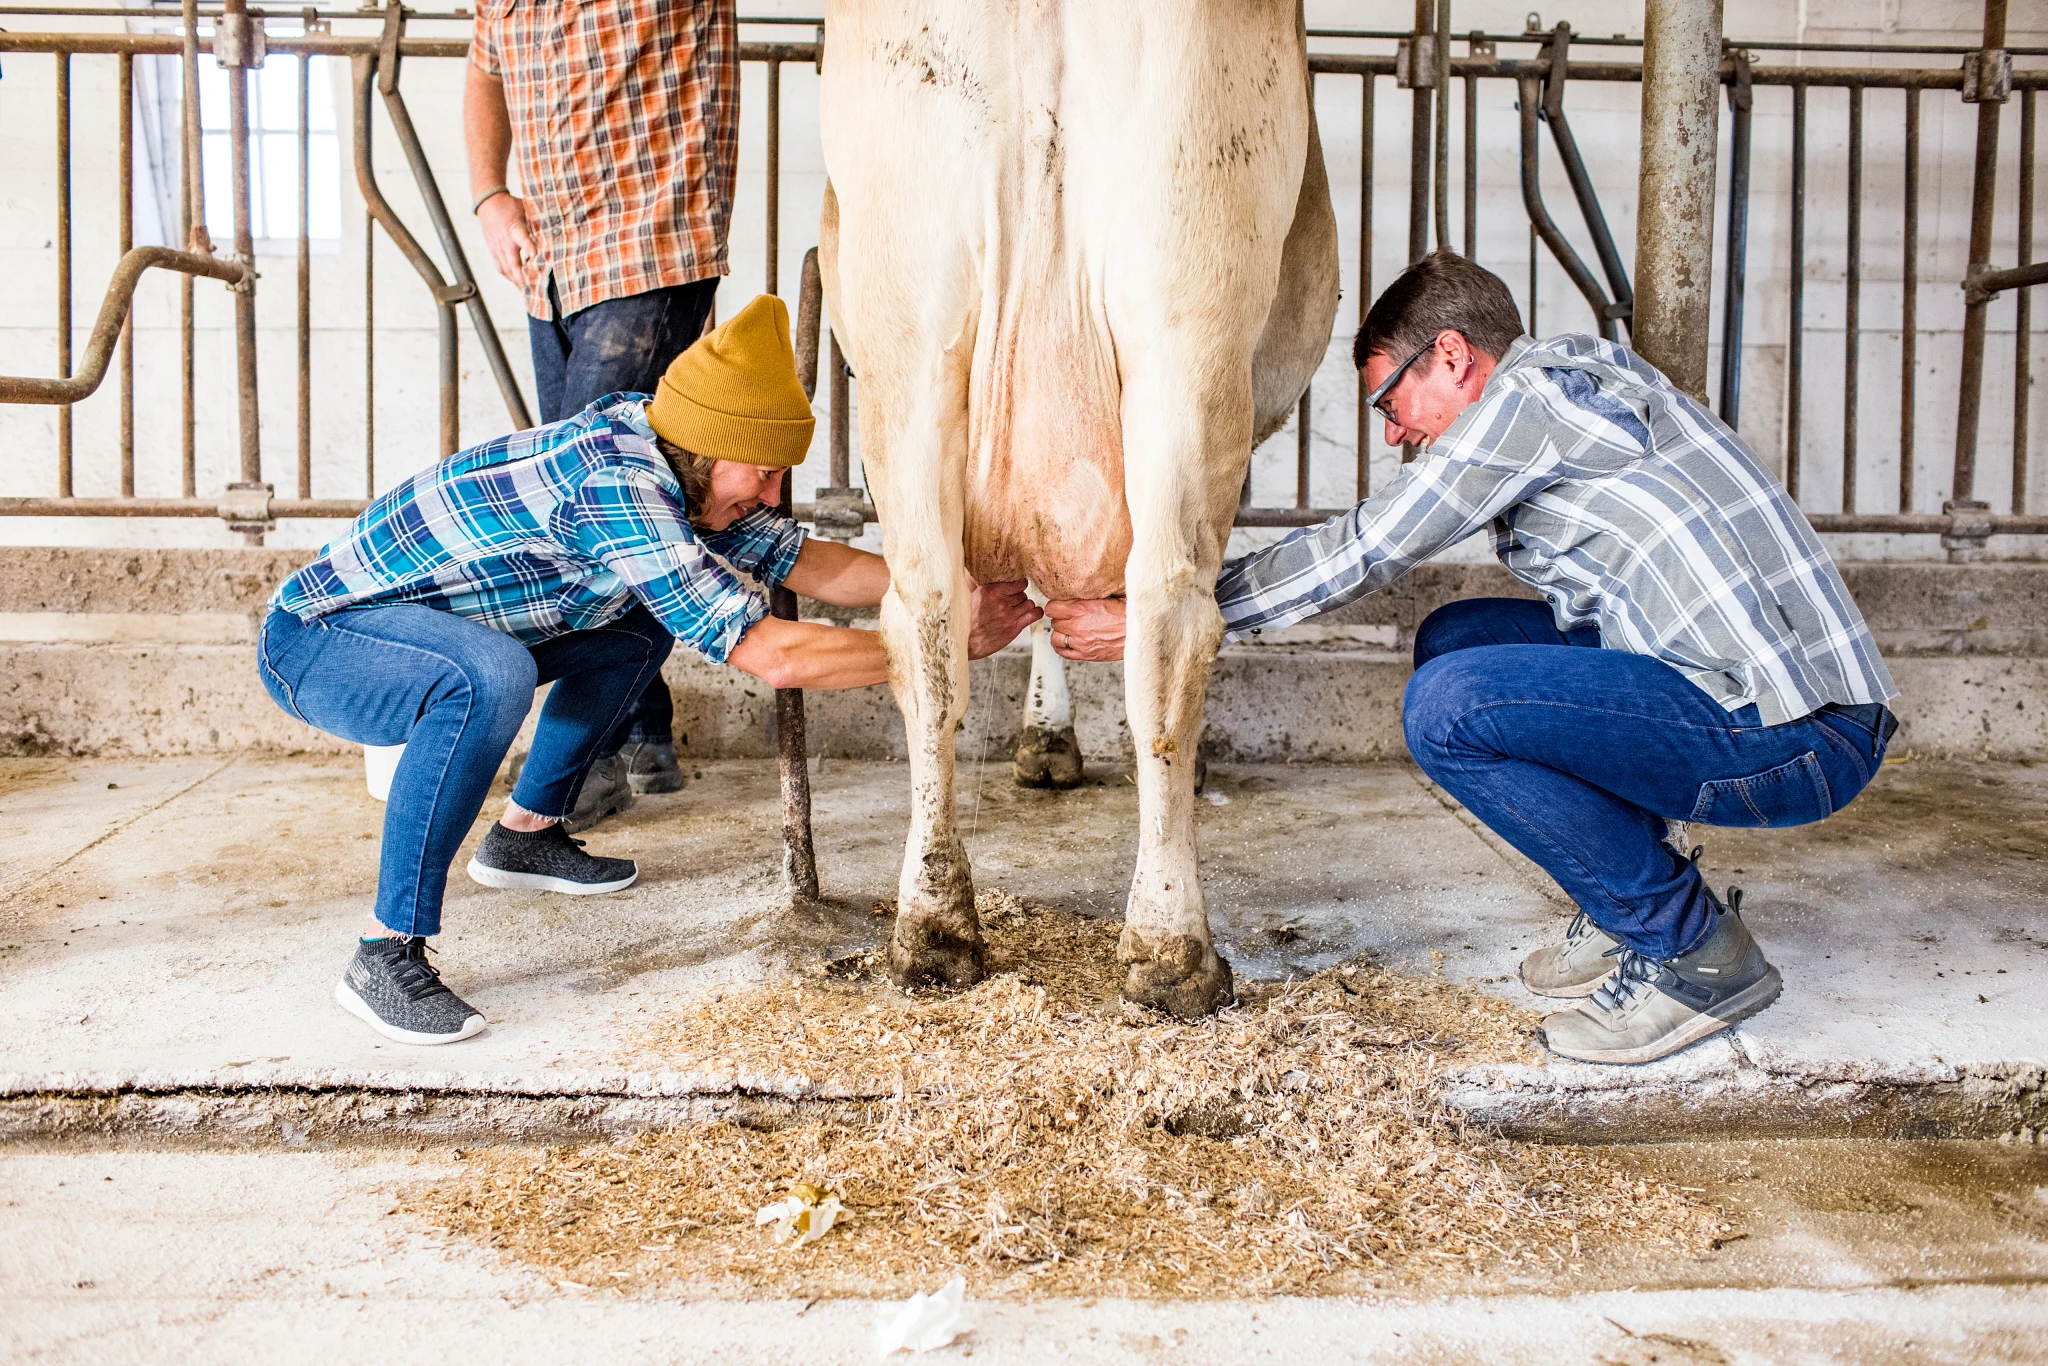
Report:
0,4,2045,560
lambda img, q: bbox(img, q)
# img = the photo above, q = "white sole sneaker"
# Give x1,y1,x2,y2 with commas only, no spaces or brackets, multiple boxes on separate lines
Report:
465,855,638,895
333,979,487,1046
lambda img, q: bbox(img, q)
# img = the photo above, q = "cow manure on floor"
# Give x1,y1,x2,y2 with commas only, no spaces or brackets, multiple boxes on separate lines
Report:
399,892,1728,1298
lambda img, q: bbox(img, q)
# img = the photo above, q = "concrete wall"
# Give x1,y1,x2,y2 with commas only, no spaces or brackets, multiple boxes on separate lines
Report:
3,549,2042,762
2,1,2045,557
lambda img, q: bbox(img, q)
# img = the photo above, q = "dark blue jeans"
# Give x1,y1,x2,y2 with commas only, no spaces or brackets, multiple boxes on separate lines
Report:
258,602,672,936
1402,598,1891,959
529,273,718,746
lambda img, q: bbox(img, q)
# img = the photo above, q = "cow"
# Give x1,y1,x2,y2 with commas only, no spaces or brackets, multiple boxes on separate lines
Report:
818,0,1339,1016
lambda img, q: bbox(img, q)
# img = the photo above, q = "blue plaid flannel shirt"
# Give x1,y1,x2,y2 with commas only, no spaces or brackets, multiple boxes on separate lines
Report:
273,394,805,664
1217,335,1897,726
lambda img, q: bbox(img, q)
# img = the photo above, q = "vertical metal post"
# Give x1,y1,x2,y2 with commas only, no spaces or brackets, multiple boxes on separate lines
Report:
1900,88,1921,514
765,60,780,296
56,51,73,499
2017,88,2036,513
1952,0,2010,520
1528,222,1538,335
364,208,376,493
1462,67,1477,259
298,49,312,499
119,52,135,498
1633,0,1724,402
1843,85,1863,514
1295,391,1312,508
1717,54,1751,428
180,0,204,499
224,0,266,540
1408,0,1432,264
1786,85,1806,500
829,331,850,488
1432,0,1451,253
1357,73,1374,499
438,304,459,457
772,238,821,902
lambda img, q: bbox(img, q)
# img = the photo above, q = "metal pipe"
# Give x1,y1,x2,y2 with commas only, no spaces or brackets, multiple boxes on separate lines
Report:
1357,72,1373,499
1717,53,1751,428
1432,0,1450,252
1295,390,1312,508
363,208,375,493
56,50,73,497
180,0,199,498
119,51,135,498
2017,88,2035,514
223,0,266,545
1462,66,1477,258
1518,72,1618,340
1900,87,1920,514
299,47,312,499
1844,85,1862,515
829,331,850,488
1633,0,1724,401
1786,85,1805,501
1951,0,2009,512
1539,26,1633,329
765,59,780,296
1407,0,1431,263
0,247,252,403
1972,260,2048,296
774,235,823,901
179,0,208,251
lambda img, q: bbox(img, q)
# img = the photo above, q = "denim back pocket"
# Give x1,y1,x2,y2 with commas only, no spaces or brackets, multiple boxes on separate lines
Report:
1690,751,1834,828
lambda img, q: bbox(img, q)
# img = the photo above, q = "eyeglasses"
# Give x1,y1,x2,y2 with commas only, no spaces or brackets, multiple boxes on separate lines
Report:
1365,335,1440,422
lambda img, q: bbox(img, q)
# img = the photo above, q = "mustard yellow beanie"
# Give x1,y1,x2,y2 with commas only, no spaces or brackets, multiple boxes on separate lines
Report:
646,294,815,467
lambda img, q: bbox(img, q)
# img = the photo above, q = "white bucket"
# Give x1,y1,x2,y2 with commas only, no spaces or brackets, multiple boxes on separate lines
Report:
364,744,405,802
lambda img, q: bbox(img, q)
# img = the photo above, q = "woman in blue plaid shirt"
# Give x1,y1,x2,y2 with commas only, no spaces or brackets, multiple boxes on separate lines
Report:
260,297,1040,1045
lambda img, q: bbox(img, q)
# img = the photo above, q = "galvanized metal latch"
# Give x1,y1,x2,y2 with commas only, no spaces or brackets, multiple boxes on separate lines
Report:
1396,34,1438,89
219,481,275,532
810,487,869,541
1725,50,1754,115
213,12,266,69
1962,48,2012,105
226,249,259,295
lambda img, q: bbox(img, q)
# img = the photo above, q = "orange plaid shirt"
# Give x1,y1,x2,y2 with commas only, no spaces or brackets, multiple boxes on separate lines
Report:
472,0,738,319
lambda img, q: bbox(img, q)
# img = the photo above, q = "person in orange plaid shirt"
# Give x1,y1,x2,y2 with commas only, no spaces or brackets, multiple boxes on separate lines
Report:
464,0,742,829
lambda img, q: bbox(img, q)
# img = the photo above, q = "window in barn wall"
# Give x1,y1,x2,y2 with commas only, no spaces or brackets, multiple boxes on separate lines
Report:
197,33,340,245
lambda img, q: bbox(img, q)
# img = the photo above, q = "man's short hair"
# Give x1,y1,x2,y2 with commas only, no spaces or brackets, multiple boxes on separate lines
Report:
1353,250,1528,370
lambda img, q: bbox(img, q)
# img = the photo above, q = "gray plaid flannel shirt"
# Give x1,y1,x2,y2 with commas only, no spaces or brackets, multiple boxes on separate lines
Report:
1216,334,1897,726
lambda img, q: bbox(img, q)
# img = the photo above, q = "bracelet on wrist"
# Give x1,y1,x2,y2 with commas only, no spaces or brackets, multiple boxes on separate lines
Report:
471,185,511,215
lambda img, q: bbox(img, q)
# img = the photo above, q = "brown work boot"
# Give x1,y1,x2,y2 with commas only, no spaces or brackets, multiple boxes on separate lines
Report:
1520,910,1622,998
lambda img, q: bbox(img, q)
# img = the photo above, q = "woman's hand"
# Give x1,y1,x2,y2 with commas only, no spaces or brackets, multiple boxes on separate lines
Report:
967,580,1043,659
1045,597,1126,661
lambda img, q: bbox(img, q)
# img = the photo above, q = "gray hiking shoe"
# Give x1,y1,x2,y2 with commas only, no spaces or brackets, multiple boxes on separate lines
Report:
620,739,685,795
1538,887,1782,1065
1520,910,1622,998
334,936,486,1045
563,751,635,832
467,821,638,895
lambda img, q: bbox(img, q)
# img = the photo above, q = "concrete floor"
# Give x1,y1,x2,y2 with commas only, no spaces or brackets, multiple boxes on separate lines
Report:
0,752,2043,1136
2,1140,2044,1363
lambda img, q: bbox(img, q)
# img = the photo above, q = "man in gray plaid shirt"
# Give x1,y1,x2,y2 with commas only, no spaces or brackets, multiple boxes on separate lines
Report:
1047,252,1898,1066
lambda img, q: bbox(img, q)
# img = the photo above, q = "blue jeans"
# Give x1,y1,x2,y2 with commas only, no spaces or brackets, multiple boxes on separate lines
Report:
257,602,673,936
1402,598,1891,959
529,274,718,747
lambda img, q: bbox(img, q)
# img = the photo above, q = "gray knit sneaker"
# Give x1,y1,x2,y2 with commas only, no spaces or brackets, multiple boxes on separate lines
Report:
1538,888,1782,1065
334,936,486,1045
563,752,635,832
620,739,685,795
1520,910,1623,998
467,821,638,895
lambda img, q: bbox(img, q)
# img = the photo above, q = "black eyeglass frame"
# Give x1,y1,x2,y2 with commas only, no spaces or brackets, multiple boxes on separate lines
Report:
1364,333,1446,420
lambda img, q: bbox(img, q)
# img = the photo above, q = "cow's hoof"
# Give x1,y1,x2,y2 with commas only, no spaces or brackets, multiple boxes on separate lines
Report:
1012,724,1084,789
1120,933,1235,1018
889,923,986,991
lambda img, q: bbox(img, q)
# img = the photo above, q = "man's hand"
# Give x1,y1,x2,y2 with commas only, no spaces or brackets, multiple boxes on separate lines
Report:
1046,597,1126,661
968,580,1043,659
478,192,536,286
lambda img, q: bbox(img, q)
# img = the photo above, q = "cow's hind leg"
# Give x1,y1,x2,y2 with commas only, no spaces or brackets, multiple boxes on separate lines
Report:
1115,366,1243,1018
1012,614,1084,789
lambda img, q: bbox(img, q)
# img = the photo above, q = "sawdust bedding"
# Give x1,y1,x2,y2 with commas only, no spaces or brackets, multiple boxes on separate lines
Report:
402,891,1726,1298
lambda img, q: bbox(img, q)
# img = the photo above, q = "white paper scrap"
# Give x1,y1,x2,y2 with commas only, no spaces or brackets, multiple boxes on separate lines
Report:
874,1273,967,1356
754,1184,844,1246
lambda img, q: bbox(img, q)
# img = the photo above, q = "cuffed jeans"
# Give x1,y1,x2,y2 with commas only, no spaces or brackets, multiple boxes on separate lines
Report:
1401,598,1891,959
257,602,672,936
529,274,716,751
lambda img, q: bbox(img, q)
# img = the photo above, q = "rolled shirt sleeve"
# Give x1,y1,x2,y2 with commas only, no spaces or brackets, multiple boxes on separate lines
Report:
565,467,803,664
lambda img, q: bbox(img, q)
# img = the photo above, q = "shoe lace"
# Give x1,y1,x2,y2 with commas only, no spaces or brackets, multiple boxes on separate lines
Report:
1563,909,1593,945
387,941,453,1002
1588,947,1658,1016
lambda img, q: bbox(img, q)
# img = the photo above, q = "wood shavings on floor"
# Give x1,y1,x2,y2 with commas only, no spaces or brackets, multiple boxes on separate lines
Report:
401,892,1726,1298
